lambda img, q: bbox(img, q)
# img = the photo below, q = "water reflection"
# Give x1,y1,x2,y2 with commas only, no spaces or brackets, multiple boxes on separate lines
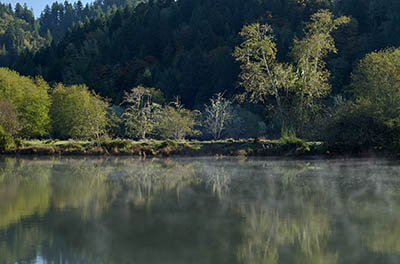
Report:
1,157,400,263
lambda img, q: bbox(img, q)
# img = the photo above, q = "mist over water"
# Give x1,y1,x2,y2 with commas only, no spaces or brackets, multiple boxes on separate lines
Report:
1,157,400,263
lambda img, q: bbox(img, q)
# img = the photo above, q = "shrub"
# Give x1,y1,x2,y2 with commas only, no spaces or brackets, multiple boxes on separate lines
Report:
0,100,20,136
51,84,109,139
319,48,400,152
0,125,13,152
225,105,268,139
0,68,51,137
277,128,309,153
156,99,201,140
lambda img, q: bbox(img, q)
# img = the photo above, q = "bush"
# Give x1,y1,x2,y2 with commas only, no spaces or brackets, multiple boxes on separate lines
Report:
101,139,132,149
325,48,400,152
277,128,309,153
155,99,201,140
51,84,109,139
224,105,268,139
0,68,51,137
0,100,20,136
320,99,392,152
0,125,13,152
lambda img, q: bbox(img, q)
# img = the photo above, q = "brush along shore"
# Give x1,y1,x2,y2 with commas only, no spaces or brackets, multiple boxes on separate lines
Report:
3,138,328,157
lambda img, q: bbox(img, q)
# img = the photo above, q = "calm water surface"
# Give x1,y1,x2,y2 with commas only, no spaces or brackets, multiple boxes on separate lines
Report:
1,157,400,264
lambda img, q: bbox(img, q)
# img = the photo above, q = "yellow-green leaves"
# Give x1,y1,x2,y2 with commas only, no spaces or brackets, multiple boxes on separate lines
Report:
292,10,350,103
233,24,279,104
0,68,51,137
156,99,201,140
351,48,400,123
51,84,109,139
233,23,296,126
233,10,349,131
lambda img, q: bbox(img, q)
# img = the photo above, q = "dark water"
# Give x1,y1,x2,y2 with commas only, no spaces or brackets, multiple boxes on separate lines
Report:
1,157,400,264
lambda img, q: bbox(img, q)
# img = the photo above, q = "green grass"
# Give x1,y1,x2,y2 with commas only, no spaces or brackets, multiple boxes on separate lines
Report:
5,138,326,156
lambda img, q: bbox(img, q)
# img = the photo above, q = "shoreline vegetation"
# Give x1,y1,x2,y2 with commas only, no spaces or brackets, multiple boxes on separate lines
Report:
0,138,388,157
1,5,400,156
2,139,323,157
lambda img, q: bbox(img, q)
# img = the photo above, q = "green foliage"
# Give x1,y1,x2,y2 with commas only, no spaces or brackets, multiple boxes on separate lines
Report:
51,84,109,139
0,125,13,152
321,101,385,151
292,10,350,129
277,128,310,154
233,23,297,124
323,47,400,151
14,137,22,148
0,99,20,136
156,99,201,140
0,0,398,114
0,68,51,137
0,3,46,66
351,48,400,113
0,0,399,150
100,138,133,150
107,105,124,138
234,10,349,132
16,0,323,107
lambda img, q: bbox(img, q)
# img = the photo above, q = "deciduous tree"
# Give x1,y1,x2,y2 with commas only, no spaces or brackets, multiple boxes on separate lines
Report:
291,10,349,128
233,24,296,124
203,93,232,140
233,10,349,132
0,68,51,137
0,99,20,136
156,98,201,140
51,84,109,139
122,85,163,139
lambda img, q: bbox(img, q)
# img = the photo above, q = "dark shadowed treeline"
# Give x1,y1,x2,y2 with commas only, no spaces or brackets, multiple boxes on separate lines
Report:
0,0,140,67
1,0,400,152
3,0,400,106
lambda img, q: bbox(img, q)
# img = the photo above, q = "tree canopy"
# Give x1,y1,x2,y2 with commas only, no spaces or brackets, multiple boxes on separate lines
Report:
0,0,399,150
0,67,51,137
234,10,349,131
51,83,109,139
5,0,398,110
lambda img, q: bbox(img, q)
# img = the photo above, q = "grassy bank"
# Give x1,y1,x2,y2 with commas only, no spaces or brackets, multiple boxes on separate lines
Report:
2,138,328,157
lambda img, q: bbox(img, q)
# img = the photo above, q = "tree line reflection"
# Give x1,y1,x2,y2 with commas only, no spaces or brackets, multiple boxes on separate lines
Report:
1,157,400,263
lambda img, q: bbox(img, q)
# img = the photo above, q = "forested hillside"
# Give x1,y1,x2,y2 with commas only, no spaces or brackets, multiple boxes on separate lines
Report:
2,0,400,107
9,0,400,108
1,0,400,152
0,0,138,67
39,0,142,42
0,3,46,66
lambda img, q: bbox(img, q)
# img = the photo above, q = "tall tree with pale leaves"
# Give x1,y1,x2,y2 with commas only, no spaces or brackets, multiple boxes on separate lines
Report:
234,10,349,132
204,93,232,140
291,10,350,129
233,23,298,127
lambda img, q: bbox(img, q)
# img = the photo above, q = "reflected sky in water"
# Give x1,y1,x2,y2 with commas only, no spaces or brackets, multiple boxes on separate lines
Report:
1,157,400,264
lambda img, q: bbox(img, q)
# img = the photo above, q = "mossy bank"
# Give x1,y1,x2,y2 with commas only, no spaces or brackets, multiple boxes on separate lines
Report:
2,138,328,157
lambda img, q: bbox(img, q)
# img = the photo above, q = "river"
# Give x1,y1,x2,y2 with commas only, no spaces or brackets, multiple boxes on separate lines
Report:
0,157,399,263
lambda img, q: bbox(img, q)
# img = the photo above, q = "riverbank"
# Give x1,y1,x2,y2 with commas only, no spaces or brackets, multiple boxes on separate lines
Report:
2,138,329,157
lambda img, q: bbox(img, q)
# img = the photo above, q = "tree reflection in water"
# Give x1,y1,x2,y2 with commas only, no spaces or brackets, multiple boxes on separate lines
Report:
1,157,400,263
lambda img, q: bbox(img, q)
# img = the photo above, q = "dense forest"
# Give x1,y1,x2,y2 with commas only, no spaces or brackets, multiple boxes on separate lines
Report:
1,0,400,153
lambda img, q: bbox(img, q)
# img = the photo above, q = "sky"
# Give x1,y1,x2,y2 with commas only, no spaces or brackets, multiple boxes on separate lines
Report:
2,0,92,16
